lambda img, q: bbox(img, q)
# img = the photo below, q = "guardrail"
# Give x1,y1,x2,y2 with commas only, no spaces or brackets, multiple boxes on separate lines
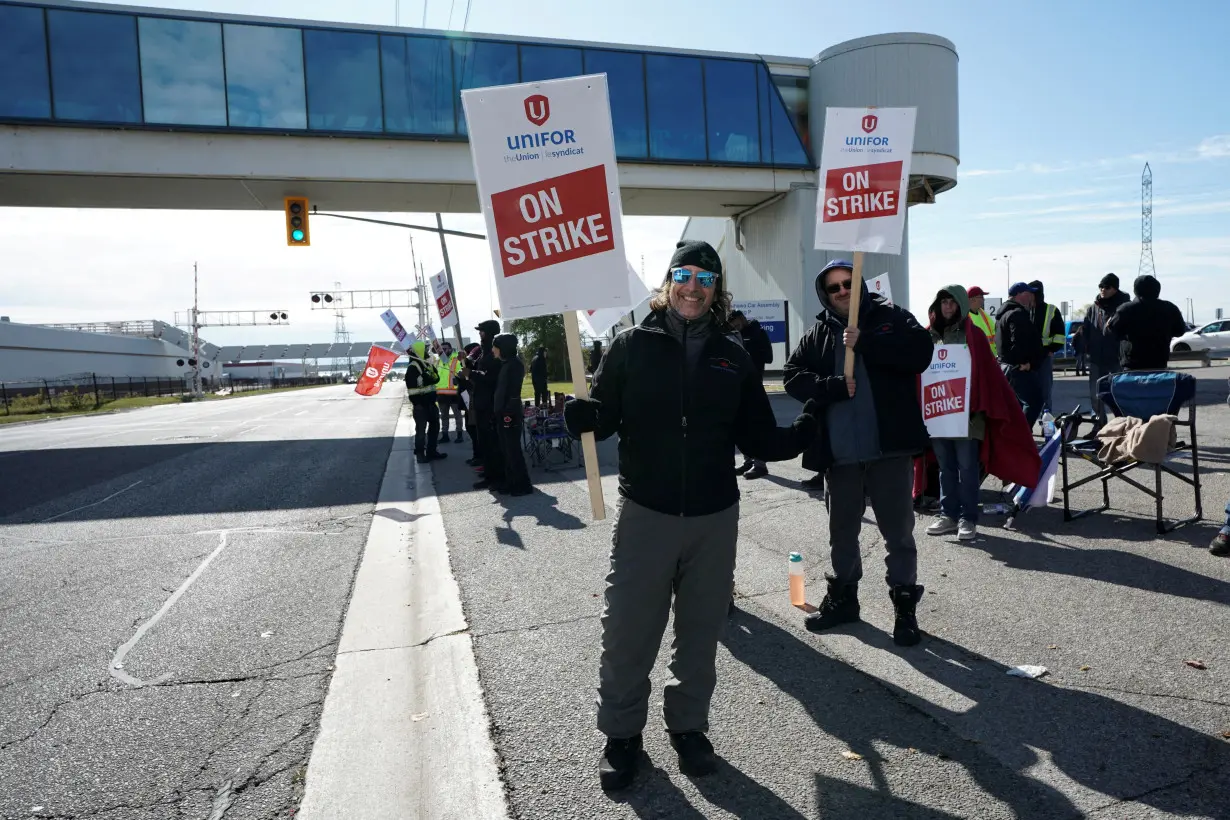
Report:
0,373,342,416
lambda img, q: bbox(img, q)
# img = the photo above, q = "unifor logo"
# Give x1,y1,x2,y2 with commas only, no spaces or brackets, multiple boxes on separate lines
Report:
524,94,550,126
938,348,948,361
861,114,878,134
365,366,378,378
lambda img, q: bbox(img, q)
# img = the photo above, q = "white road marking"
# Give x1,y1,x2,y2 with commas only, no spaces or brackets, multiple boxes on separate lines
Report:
40,480,143,523
110,531,229,688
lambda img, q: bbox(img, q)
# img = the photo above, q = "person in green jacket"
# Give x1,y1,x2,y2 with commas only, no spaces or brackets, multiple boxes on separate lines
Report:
924,285,986,541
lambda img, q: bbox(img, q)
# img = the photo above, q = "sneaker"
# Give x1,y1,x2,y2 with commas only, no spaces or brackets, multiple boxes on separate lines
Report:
599,734,642,791
957,519,977,541
927,515,959,536
669,731,717,777
733,461,752,476
743,464,768,480
1210,532,1230,556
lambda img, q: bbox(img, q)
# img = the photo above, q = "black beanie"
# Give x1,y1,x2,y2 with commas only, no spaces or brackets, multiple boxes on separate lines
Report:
668,240,723,278
1099,273,1119,289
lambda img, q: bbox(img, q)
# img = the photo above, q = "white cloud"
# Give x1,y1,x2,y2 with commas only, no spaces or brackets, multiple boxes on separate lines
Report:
1196,135,1230,159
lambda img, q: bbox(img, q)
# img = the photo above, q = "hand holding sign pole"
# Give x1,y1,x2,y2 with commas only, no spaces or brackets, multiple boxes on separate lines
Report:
814,108,916,382
463,74,629,521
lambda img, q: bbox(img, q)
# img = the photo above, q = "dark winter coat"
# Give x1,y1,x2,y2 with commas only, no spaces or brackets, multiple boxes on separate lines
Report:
1082,290,1131,370
739,320,774,379
783,279,933,474
587,310,807,517
995,299,1043,369
492,334,525,417
1107,275,1188,370
470,340,502,415
529,351,548,386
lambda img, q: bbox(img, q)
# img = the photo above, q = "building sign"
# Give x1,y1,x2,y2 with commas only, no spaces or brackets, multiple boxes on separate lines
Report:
920,344,971,438
814,107,916,255
732,300,788,344
463,74,627,319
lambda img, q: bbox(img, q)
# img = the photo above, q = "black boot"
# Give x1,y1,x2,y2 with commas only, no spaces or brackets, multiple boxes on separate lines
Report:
804,574,860,633
669,731,717,777
889,584,925,647
599,734,642,791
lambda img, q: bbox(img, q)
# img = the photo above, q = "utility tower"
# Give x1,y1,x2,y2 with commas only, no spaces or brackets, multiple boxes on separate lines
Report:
1139,162,1156,278
332,280,352,374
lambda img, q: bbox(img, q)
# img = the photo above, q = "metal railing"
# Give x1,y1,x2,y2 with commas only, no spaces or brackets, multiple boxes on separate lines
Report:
0,373,342,416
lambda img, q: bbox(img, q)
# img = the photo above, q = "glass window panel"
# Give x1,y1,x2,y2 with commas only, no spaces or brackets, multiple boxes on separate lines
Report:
47,9,141,123
703,59,759,163
519,45,581,82
138,17,226,126
381,34,454,135
224,24,307,129
774,75,811,157
453,40,517,136
304,29,382,132
583,49,646,160
645,55,704,161
759,64,809,166
0,5,51,119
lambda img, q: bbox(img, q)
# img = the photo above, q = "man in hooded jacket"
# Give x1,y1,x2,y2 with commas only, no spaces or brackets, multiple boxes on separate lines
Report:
1107,274,1187,370
1082,273,1131,421
783,259,933,647
471,319,505,489
492,333,532,496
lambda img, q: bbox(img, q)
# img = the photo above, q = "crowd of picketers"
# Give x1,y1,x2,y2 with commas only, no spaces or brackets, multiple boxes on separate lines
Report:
555,240,1225,792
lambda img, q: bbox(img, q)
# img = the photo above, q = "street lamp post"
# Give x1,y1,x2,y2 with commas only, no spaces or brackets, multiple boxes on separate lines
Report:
993,255,1012,290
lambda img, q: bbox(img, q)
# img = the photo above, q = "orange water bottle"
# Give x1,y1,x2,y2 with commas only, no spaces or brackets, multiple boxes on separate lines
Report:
788,552,805,606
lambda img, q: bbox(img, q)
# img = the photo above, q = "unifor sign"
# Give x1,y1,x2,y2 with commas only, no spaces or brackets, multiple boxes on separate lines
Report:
919,343,971,438
463,74,627,319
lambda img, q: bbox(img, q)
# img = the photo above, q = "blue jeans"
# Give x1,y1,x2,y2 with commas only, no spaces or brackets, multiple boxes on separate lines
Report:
933,438,981,523
1220,500,1230,536
1006,366,1043,428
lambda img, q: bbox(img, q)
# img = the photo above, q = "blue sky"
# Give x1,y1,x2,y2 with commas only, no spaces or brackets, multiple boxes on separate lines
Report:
4,0,1229,344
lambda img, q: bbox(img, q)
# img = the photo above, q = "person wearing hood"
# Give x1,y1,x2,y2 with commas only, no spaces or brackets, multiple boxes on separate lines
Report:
996,282,1045,427
1106,274,1187,370
1029,280,1068,415
730,309,774,479
783,260,933,647
920,286,1041,541
470,319,505,489
405,341,446,464
564,240,819,791
457,342,483,462
1081,274,1131,421
529,347,549,407
491,333,532,496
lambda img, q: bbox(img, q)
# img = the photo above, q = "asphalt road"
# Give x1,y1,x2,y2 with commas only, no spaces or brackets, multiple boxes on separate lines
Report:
433,369,1230,819
0,385,403,820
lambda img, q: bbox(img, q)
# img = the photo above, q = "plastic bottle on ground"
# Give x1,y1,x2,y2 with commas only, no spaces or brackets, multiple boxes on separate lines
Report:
788,552,805,607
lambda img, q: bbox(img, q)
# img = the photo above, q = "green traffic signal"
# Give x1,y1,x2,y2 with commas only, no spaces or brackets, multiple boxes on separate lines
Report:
292,229,305,242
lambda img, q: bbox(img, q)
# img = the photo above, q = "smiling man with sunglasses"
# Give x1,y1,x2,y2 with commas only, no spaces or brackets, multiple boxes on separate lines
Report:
564,239,819,791
784,259,934,647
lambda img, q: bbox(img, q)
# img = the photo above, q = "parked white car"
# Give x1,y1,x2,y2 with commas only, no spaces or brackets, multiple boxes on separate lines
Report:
1172,321,1230,353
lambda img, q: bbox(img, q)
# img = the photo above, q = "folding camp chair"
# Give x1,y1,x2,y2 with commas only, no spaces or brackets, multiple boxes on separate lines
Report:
526,411,578,471
1059,370,1201,534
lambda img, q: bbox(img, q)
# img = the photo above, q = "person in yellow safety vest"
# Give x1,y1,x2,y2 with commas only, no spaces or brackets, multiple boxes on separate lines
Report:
435,341,465,444
966,286,997,357
1028,280,1067,416
407,340,445,463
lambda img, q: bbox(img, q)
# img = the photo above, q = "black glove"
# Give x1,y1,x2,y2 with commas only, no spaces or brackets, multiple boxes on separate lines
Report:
563,397,601,435
791,399,820,449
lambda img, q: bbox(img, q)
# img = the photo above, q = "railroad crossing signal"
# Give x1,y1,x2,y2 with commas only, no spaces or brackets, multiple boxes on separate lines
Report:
284,197,310,246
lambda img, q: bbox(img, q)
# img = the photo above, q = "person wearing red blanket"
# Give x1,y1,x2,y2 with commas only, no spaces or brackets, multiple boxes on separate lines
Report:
920,286,1041,540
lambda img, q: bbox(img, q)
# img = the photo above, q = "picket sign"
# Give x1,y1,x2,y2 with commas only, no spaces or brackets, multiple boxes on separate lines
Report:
920,344,972,437
813,107,916,381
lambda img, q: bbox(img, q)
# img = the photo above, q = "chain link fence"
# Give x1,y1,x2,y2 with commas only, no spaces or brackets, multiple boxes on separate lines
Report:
0,373,343,417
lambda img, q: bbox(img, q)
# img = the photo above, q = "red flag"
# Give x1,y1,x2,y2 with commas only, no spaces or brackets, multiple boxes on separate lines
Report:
355,345,400,396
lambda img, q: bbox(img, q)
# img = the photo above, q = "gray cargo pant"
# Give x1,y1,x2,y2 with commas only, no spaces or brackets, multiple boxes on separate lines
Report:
596,497,739,739
826,455,918,588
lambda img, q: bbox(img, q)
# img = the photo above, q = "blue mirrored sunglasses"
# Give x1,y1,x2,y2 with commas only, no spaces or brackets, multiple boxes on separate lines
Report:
671,268,718,288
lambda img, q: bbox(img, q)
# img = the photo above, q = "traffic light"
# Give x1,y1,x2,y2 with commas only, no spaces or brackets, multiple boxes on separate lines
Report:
310,293,335,305
284,197,310,246
269,312,289,323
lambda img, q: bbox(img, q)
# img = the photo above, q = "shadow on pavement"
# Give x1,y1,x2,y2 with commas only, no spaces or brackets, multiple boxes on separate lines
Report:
492,488,585,550
609,754,809,820
967,531,1230,605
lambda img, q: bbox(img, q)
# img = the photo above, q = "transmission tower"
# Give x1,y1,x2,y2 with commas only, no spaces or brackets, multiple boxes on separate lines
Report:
332,279,352,374
1138,162,1156,278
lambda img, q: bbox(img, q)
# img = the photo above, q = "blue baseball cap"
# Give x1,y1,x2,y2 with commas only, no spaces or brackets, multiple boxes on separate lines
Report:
1008,281,1037,297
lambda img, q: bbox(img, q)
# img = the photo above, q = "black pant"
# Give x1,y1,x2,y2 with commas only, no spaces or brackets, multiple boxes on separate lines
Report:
532,379,550,407
476,410,505,482
499,417,532,492
1005,366,1043,428
412,399,440,456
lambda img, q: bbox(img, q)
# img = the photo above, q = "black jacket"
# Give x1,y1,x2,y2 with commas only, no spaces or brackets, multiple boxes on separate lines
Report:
1107,275,1187,370
470,341,502,415
492,334,525,417
739,321,774,379
529,351,548,384
1083,290,1131,370
995,299,1043,368
783,288,932,474
588,311,805,517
